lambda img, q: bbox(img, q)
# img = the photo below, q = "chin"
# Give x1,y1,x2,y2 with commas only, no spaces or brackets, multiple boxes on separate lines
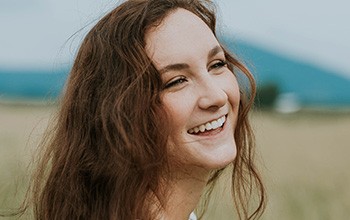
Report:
202,143,237,170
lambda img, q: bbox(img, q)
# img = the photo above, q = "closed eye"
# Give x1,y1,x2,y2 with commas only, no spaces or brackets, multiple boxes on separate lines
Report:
163,76,187,89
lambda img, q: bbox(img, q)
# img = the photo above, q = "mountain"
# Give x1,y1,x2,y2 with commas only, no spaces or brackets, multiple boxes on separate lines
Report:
222,37,350,107
0,68,67,101
1,39,350,108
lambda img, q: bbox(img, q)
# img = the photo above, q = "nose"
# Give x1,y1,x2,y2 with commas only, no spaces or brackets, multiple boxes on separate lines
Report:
197,76,228,111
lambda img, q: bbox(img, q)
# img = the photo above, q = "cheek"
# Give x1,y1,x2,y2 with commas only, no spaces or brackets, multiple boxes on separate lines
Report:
222,73,241,108
231,81,241,108
161,94,193,163
161,92,195,133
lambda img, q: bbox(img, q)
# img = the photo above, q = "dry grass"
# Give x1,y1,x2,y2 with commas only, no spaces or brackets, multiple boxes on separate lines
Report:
253,111,350,220
1,105,349,219
0,104,54,218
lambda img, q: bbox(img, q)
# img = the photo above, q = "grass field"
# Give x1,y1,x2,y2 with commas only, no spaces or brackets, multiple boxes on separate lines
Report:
1,104,349,219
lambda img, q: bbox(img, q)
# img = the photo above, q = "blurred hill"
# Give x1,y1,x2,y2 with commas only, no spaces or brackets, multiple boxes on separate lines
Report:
223,38,350,109
0,68,67,102
1,40,350,109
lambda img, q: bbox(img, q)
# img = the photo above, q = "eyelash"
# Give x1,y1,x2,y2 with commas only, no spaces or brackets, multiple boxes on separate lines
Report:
163,60,228,89
209,60,227,70
164,76,187,89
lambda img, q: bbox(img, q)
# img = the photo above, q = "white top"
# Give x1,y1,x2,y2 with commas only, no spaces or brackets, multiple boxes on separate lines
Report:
189,212,197,220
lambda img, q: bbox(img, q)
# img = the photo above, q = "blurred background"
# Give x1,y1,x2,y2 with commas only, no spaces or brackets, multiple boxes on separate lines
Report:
1,0,349,219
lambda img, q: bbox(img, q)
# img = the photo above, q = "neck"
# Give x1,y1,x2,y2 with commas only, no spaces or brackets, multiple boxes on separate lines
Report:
161,166,210,220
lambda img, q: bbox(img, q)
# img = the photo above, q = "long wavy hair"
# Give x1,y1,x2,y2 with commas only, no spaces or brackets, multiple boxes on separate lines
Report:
17,0,266,219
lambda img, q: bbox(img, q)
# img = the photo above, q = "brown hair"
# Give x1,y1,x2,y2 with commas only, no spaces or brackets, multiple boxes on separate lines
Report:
19,0,265,219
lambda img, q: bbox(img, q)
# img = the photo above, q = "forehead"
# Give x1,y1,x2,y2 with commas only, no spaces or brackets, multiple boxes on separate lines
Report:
145,8,220,68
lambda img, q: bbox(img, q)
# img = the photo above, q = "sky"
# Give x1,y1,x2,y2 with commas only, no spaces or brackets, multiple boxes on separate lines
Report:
1,0,350,79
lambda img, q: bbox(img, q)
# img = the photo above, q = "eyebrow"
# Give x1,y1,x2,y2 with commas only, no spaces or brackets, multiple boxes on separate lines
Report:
158,45,224,74
207,45,224,60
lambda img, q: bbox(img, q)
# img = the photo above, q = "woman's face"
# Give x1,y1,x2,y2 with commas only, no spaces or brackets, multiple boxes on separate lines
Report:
145,9,240,171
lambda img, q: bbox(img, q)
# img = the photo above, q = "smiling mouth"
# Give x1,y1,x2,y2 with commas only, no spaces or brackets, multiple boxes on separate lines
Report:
187,115,226,135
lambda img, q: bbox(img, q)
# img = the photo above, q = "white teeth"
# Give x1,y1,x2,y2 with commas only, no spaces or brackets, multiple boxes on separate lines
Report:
188,115,226,134
205,122,212,130
211,121,218,128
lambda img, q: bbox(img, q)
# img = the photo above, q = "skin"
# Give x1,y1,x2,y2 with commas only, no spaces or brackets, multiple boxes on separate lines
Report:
145,8,240,219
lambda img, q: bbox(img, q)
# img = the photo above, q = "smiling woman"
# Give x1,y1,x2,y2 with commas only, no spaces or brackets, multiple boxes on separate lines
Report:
5,0,266,219
145,9,240,174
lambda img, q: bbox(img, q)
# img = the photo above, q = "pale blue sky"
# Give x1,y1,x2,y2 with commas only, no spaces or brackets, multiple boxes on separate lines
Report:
1,0,349,78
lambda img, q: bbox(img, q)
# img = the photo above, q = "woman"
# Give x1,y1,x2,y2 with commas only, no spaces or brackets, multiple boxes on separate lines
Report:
21,0,266,219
